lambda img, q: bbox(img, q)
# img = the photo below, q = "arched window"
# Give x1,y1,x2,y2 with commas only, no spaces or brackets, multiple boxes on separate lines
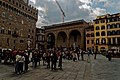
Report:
2,2,5,7
1,28,5,34
101,31,105,36
101,38,106,44
107,31,111,36
96,32,100,36
112,24,116,28
96,26,99,30
91,33,94,37
112,30,116,35
101,25,105,30
86,33,90,37
116,23,120,28
96,39,99,44
116,30,120,35
8,30,11,35
107,24,110,29
1,12,5,17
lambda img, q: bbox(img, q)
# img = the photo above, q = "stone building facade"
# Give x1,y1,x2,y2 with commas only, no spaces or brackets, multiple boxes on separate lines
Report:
94,13,120,52
0,0,38,50
44,20,88,50
85,23,94,51
36,28,45,50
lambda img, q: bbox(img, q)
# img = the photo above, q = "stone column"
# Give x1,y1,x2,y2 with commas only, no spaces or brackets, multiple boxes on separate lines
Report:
67,36,70,49
80,28,85,50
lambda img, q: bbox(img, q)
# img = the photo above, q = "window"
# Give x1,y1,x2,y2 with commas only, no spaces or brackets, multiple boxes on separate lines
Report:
112,18,114,22
107,31,111,36
16,3,18,6
101,20,105,23
7,38,9,46
112,24,116,28
1,29,5,34
91,28,94,31
107,25,110,29
91,40,94,44
96,26,99,30
112,30,116,35
9,23,11,25
95,21,99,24
8,30,11,35
117,37,120,44
25,8,27,10
38,35,42,41
116,23,120,28
22,6,24,9
1,12,5,17
87,40,89,44
108,38,111,44
116,30,120,35
101,25,105,30
32,30,34,33
101,31,105,36
91,33,94,37
96,39,99,44
9,15,12,20
12,0,14,4
101,38,106,44
20,40,24,43
19,4,21,7
96,32,100,36
86,33,90,37
28,29,30,32
28,35,30,38
113,38,116,44
14,40,16,44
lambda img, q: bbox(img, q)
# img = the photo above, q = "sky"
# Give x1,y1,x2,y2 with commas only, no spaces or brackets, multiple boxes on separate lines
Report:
29,0,120,27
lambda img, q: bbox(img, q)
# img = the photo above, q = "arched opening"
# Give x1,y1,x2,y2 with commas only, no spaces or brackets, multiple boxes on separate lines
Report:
57,31,67,48
69,30,81,49
47,33,55,49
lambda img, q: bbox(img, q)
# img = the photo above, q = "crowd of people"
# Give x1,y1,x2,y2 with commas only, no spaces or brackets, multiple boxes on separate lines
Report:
13,47,95,74
1,47,118,75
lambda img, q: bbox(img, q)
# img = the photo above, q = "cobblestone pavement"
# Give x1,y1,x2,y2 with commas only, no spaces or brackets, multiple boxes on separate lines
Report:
0,54,120,80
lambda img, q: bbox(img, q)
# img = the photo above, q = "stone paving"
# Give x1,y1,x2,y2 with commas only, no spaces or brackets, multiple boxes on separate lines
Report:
0,54,120,80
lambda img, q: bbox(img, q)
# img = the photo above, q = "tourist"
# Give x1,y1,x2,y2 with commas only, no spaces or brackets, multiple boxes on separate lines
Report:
19,52,25,74
15,51,21,74
51,50,58,70
24,51,29,72
107,50,112,61
46,51,51,68
72,50,77,62
58,50,63,70
81,50,84,61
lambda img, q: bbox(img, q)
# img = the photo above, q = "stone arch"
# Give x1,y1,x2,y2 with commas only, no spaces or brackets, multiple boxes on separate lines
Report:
69,30,81,49
57,31,67,48
46,33,55,49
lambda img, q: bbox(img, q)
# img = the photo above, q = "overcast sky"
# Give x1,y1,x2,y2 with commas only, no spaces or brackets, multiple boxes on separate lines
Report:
29,0,120,27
